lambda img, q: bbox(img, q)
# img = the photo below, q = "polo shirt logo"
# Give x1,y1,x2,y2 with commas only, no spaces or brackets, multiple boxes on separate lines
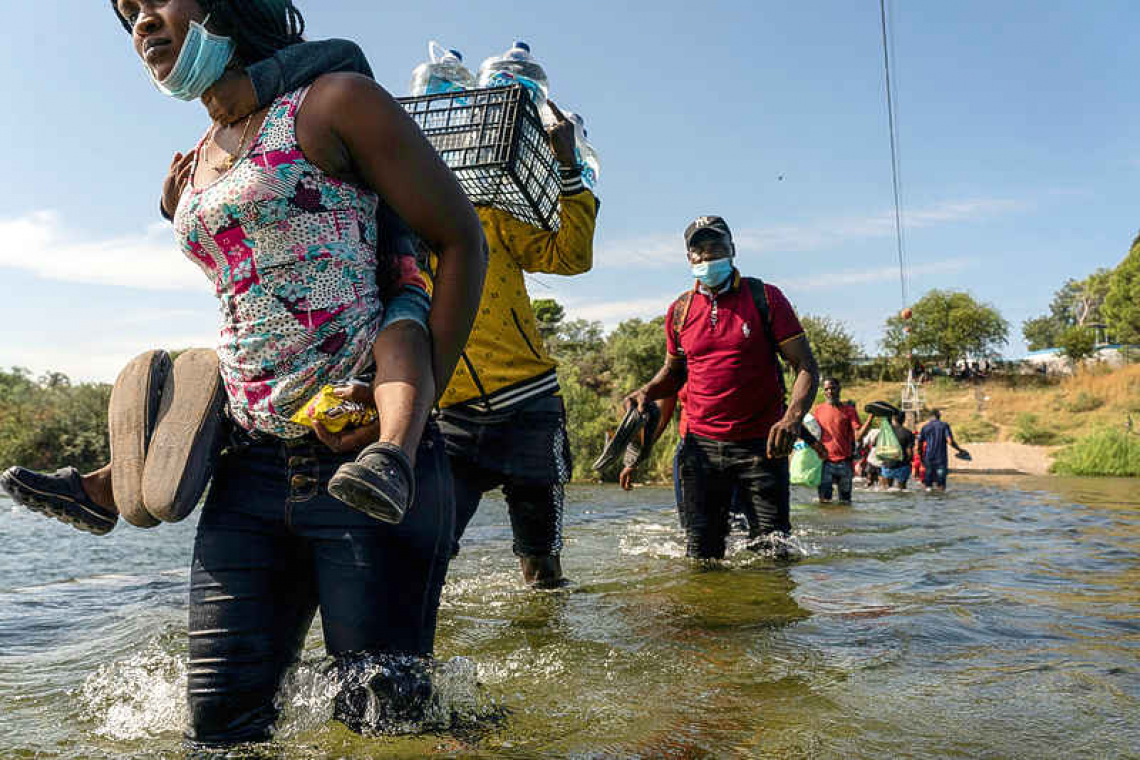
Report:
742,322,751,338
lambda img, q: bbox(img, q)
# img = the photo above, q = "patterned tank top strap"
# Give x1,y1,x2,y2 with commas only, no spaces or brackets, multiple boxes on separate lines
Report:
185,127,212,184
248,85,312,161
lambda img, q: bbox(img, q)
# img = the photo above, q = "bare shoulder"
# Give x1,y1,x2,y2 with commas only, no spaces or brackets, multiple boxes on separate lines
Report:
307,72,393,109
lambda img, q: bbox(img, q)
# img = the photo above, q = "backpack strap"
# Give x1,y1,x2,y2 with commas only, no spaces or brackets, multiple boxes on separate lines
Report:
743,277,787,400
670,290,695,352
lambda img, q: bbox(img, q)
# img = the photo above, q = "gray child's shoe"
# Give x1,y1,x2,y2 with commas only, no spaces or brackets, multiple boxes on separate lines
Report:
327,442,414,524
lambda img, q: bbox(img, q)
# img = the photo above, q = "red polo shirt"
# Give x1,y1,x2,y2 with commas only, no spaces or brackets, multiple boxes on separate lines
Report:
811,402,862,462
665,274,804,442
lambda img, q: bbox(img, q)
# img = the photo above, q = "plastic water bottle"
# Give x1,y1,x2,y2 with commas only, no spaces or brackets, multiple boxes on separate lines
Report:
409,41,476,96
565,111,600,190
477,41,550,118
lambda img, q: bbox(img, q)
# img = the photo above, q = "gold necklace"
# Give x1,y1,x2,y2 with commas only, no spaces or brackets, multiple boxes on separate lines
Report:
209,114,253,172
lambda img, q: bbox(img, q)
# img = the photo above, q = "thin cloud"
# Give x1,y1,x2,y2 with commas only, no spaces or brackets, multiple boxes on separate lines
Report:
595,198,1024,269
780,258,975,292
558,258,974,334
0,211,204,291
3,329,218,384
563,295,673,326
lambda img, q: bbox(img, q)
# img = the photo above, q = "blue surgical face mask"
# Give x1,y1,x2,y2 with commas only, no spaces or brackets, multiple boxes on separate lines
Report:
148,15,235,101
691,257,734,289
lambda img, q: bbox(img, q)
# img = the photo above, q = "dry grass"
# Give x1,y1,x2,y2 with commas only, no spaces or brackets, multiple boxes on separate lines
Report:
844,364,1140,442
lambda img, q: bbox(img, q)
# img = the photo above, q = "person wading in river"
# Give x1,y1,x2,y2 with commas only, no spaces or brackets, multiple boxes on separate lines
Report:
812,378,875,504
625,216,819,559
919,409,965,492
102,0,485,745
168,31,598,589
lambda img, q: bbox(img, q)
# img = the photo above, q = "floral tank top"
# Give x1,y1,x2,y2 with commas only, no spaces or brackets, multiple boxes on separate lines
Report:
173,87,382,438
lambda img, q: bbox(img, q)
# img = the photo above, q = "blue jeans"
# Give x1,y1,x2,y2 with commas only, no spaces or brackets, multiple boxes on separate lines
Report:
818,460,854,502
881,462,912,485
922,460,948,488
186,423,454,745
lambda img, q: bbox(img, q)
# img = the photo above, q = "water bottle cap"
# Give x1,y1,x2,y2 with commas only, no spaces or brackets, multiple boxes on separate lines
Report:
447,49,464,62
513,41,531,53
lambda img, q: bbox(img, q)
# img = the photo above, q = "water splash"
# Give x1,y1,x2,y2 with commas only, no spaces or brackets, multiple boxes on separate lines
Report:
78,638,188,740
617,520,687,558
275,654,504,739
77,636,501,745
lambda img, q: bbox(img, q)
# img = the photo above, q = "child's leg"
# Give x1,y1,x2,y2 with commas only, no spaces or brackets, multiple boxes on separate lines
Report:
371,319,433,468
328,286,435,523
81,465,117,511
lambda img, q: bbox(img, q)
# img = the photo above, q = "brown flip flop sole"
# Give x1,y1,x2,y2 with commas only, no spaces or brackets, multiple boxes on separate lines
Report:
109,349,171,528
142,348,226,523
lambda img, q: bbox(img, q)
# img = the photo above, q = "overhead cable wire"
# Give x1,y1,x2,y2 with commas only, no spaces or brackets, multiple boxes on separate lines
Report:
879,0,909,309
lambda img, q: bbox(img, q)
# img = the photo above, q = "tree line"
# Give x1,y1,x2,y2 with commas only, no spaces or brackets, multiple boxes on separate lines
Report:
1021,233,1140,361
12,271,1124,484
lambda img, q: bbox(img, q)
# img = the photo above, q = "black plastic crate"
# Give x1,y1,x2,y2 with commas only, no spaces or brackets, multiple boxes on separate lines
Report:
399,85,561,231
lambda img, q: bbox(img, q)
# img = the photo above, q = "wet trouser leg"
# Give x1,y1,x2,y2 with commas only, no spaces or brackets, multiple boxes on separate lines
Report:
448,458,500,556
672,442,683,509
187,425,453,746
503,480,564,558
441,394,571,561
818,460,853,502
731,444,791,537
834,461,854,502
676,435,734,559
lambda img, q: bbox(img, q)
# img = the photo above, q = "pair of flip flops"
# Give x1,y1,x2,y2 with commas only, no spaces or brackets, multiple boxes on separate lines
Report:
111,348,226,528
0,348,226,534
592,403,662,472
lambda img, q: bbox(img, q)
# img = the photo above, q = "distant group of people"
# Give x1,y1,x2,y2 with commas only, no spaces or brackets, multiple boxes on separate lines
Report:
811,390,966,500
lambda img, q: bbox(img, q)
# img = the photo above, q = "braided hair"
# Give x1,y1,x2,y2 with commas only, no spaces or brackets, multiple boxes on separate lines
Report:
111,0,305,64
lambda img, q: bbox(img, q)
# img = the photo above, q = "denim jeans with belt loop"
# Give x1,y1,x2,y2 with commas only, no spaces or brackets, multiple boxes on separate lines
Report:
186,422,454,745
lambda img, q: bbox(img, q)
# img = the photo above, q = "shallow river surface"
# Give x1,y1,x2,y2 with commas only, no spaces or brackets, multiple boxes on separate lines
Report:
1,476,1138,758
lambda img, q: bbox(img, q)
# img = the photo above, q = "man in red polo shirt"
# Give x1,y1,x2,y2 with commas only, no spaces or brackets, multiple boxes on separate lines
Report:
625,215,820,559
811,378,875,504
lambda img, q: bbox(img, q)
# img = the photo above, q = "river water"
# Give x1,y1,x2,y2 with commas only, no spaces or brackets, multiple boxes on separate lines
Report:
1,476,1137,758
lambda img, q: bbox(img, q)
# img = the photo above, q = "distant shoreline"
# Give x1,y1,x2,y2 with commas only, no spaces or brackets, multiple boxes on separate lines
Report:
948,442,1057,476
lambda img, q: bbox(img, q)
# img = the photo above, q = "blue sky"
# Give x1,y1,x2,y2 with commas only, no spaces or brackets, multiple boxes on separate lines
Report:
3,1,1138,381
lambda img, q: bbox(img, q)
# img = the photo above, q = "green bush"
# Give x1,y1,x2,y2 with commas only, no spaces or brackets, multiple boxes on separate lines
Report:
0,368,111,473
1013,413,1061,445
955,415,998,443
1051,428,1140,477
1065,391,1105,413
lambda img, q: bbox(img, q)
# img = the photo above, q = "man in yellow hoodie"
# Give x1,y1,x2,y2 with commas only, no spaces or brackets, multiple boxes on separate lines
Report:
424,103,598,587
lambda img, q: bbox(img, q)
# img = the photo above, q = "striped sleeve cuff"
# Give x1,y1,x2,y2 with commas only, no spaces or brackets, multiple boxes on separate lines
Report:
559,165,585,195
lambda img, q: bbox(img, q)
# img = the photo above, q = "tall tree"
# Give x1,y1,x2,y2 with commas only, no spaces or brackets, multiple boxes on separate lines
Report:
1022,316,1061,352
882,290,1009,366
531,298,566,343
1103,238,1140,344
1058,325,1097,365
603,317,667,394
1022,268,1112,349
800,314,860,380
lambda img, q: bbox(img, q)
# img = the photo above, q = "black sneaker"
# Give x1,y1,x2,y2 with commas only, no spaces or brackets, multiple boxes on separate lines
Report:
1,466,118,536
327,442,414,524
